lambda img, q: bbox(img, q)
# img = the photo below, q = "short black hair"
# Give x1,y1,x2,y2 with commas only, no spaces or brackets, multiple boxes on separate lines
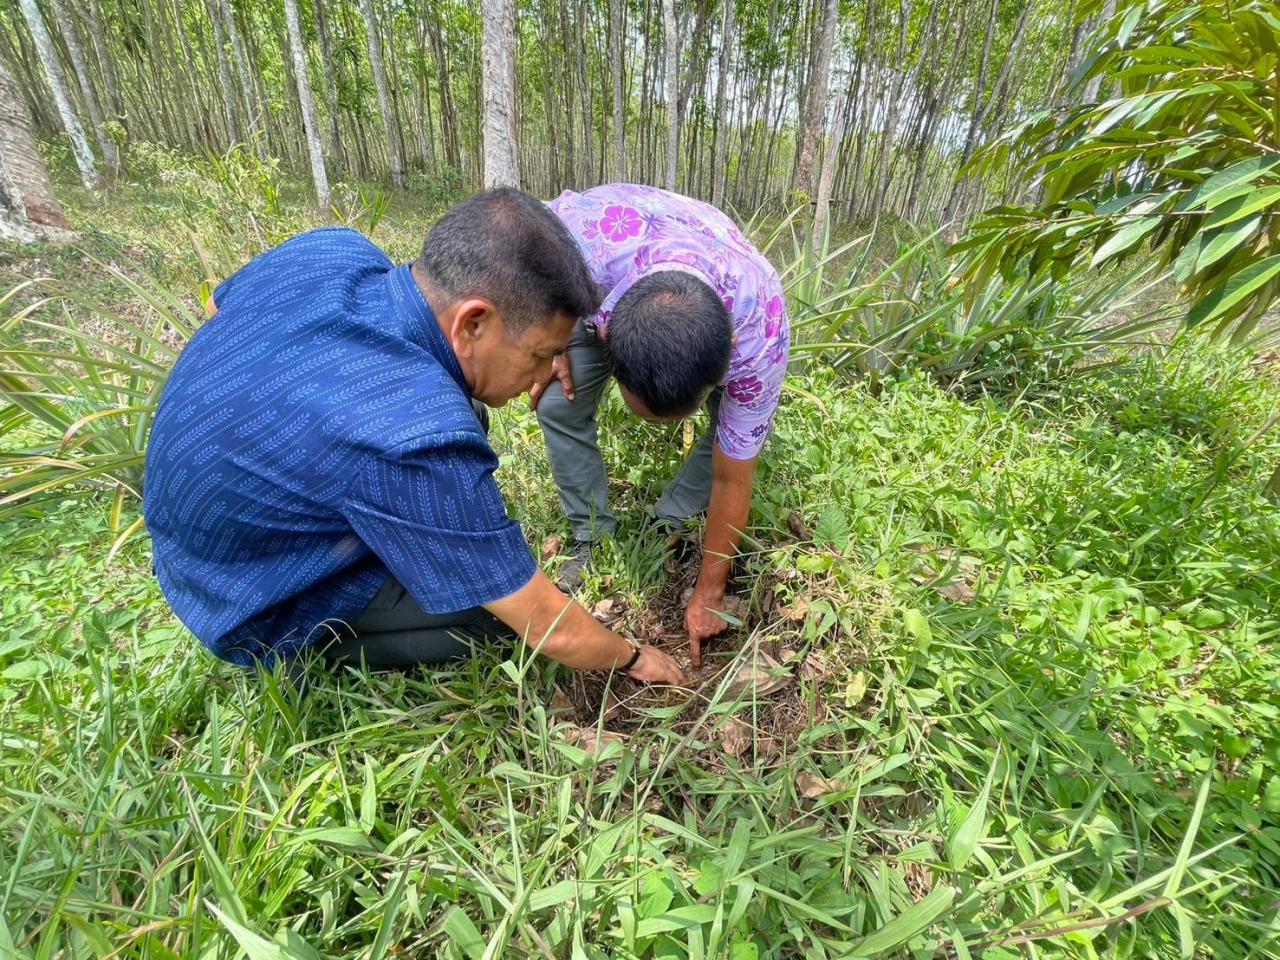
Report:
416,187,601,331
606,271,732,417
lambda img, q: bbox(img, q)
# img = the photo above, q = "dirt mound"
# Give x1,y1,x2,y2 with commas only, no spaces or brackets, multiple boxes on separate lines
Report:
557,555,831,764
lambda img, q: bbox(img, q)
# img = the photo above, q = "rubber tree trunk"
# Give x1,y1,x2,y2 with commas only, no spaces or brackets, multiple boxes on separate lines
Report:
610,0,625,180
284,0,329,208
661,0,678,190
358,0,404,188
203,0,239,143
792,0,837,196
711,0,734,207
0,54,69,237
481,0,519,187
812,77,849,250
46,0,118,172
17,0,100,189
313,0,345,175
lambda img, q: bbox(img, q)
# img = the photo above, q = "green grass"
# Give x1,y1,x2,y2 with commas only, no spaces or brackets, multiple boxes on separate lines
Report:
2,169,1280,957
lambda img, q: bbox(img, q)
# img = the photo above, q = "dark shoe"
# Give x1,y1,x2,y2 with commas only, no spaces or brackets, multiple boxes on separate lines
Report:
556,540,594,593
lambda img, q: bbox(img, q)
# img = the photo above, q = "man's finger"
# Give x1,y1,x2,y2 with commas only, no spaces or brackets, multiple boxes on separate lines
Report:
689,636,702,670
529,380,546,411
557,368,575,401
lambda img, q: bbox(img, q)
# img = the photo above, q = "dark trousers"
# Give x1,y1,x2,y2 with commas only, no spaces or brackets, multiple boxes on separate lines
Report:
323,577,515,671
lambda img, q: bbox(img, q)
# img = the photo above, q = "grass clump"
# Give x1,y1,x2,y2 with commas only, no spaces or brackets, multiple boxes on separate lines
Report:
2,172,1279,957
3,340,1279,956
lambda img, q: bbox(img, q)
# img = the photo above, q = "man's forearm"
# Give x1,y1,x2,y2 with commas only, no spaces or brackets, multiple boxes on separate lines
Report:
486,570,635,669
695,447,758,596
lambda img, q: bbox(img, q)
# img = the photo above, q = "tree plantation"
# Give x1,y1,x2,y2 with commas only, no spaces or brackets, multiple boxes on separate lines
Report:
1,0,1279,957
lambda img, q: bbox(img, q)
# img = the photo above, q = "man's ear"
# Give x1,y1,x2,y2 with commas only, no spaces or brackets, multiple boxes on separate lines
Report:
448,297,496,357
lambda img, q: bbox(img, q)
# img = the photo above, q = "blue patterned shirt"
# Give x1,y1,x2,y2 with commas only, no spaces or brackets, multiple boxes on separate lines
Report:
143,228,536,665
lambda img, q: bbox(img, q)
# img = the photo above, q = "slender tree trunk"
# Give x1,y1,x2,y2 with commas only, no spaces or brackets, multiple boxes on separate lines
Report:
0,54,69,236
217,0,261,152
47,0,118,171
792,0,836,195
575,0,595,186
313,0,345,176
942,0,1001,223
481,0,519,187
85,0,122,120
284,0,329,207
812,63,852,248
203,0,239,143
426,13,462,170
661,0,678,190
357,0,404,187
18,0,99,189
710,0,734,207
610,0,626,181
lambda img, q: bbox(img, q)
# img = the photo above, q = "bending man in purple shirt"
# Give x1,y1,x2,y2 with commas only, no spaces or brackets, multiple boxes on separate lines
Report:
534,184,790,668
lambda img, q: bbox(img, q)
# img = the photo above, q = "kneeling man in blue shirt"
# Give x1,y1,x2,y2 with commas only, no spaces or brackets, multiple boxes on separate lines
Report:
143,188,684,685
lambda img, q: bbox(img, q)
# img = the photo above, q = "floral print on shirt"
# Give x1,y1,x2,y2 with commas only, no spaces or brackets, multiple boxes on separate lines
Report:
550,184,790,460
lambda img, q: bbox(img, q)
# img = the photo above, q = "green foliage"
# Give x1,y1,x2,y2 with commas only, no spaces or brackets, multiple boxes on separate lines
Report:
4,345,1279,957
0,266,195,548
771,217,1172,395
955,0,1280,343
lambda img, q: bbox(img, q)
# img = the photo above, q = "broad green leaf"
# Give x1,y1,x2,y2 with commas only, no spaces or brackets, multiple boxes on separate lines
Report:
1185,255,1280,328
1194,216,1260,274
948,758,997,869
635,904,718,938
528,880,578,911
207,904,295,960
844,884,956,957
1183,156,1280,211
1091,216,1161,266
442,907,486,960
903,609,932,651
1204,186,1280,228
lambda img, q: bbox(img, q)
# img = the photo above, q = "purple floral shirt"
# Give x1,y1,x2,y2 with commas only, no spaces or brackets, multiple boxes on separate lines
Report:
549,184,789,460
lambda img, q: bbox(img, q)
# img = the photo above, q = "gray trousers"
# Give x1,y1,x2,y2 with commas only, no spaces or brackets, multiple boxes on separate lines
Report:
324,575,515,670
536,318,720,542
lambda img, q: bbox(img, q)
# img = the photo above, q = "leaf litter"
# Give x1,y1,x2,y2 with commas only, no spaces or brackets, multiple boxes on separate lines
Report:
558,545,848,765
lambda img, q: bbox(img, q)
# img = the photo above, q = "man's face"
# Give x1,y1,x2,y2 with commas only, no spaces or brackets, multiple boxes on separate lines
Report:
449,300,576,407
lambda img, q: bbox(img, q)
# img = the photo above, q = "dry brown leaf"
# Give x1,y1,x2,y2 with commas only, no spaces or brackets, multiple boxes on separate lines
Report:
725,652,791,699
540,534,563,561
563,726,627,756
719,717,752,757
798,654,825,682
549,687,575,715
787,511,814,541
602,687,625,724
592,597,621,622
936,579,976,602
721,595,744,617
796,770,842,798
779,597,811,622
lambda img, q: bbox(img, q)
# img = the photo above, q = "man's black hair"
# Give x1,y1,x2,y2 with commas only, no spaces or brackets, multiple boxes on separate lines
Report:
606,271,732,418
416,187,601,331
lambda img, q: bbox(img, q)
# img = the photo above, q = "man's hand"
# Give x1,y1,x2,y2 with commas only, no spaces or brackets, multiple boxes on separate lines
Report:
685,586,730,669
627,644,686,684
529,352,574,411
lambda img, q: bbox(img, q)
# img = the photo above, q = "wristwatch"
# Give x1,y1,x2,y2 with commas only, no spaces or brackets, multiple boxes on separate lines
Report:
620,638,644,674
